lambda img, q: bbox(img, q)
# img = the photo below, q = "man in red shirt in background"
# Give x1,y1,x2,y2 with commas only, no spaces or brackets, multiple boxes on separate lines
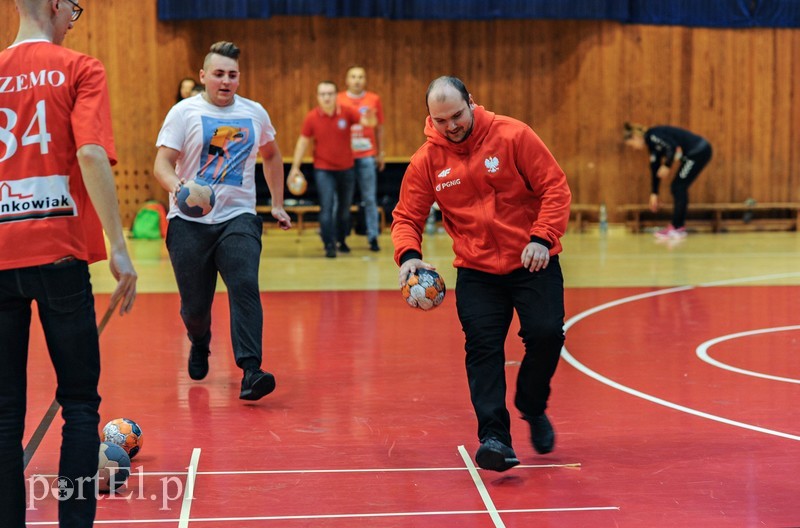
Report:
289,81,376,258
337,66,385,252
0,0,137,526
392,76,571,472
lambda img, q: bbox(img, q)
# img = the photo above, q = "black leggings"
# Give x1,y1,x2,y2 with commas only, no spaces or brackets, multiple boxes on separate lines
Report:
671,143,712,228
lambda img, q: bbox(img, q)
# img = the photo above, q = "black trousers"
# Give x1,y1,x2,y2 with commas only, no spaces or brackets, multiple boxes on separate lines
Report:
455,258,565,447
0,259,101,528
166,214,264,371
671,143,713,228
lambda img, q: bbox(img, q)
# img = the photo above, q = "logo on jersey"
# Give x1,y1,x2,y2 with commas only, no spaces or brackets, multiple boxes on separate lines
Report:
437,168,452,179
485,157,499,173
435,179,461,193
0,176,76,224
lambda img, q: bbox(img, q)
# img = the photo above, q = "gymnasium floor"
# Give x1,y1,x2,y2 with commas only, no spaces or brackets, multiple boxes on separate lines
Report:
22,226,800,527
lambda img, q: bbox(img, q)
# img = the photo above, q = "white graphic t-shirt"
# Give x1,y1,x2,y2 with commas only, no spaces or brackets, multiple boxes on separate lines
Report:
156,94,276,224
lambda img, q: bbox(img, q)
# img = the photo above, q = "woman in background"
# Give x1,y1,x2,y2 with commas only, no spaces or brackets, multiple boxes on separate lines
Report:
624,122,712,239
175,77,197,103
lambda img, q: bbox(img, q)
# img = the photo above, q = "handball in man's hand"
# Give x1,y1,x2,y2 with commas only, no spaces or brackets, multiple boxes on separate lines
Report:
287,172,308,196
401,269,446,311
177,180,215,218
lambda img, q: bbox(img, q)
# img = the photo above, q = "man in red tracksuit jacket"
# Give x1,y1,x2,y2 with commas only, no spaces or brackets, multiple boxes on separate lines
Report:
392,76,571,472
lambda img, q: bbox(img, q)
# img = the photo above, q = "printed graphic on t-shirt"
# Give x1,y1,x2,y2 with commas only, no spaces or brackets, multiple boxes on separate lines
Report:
351,122,373,153
0,175,76,224
197,117,254,186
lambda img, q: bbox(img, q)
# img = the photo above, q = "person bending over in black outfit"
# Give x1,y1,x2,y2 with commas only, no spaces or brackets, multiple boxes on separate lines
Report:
624,122,712,239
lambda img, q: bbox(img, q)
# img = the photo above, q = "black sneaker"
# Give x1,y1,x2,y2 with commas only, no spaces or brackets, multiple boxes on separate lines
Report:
188,345,210,381
239,369,276,401
337,241,351,253
369,238,380,252
525,413,555,454
475,437,520,472
324,244,336,258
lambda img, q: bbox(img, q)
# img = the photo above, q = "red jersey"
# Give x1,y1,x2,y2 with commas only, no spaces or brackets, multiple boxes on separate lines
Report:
336,91,384,159
0,40,117,270
300,105,360,171
392,106,571,275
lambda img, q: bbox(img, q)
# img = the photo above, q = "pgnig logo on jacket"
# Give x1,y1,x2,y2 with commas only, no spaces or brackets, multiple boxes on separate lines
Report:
435,179,461,193
485,156,499,173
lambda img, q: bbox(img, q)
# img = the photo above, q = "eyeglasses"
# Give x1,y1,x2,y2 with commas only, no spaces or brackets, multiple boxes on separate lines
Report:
65,0,83,22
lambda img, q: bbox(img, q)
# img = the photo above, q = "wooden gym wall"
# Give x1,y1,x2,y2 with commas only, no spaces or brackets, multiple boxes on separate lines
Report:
2,0,798,225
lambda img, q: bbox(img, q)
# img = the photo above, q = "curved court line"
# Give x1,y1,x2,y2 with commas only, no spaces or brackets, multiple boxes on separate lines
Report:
561,275,800,442
696,326,800,384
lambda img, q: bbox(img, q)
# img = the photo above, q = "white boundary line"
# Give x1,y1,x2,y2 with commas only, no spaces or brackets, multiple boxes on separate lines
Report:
457,444,506,527
28,506,622,525
30,463,582,479
178,448,201,528
696,325,800,384
562,275,800,442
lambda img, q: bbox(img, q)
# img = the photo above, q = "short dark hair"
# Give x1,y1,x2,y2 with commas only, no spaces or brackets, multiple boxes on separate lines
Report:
204,41,240,69
209,41,240,60
426,76,470,112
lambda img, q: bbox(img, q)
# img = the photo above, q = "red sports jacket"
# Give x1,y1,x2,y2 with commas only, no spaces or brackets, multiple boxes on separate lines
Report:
392,106,571,275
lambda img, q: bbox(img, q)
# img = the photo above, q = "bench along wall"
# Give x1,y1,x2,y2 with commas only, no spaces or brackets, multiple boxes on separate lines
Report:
2,1,798,225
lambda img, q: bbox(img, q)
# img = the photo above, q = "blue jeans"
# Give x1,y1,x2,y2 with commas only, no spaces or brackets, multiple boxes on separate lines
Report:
314,168,356,246
0,259,101,528
166,214,264,372
455,258,565,447
354,157,379,240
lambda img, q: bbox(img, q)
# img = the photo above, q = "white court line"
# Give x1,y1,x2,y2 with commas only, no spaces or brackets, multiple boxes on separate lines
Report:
194,462,581,475
31,463,582,479
28,506,621,525
562,275,800,442
696,325,800,384
457,444,506,527
178,448,201,528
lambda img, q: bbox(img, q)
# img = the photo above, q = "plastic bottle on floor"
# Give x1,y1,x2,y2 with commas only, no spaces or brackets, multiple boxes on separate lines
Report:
599,203,608,233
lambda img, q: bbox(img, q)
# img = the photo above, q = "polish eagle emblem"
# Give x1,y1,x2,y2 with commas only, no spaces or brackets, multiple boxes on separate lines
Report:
484,157,499,173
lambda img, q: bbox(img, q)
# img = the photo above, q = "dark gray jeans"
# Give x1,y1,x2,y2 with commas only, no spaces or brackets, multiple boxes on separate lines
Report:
166,214,263,372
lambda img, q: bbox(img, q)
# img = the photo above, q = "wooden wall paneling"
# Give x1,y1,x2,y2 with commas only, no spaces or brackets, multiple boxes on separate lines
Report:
617,24,670,210
687,28,717,203
1,4,16,46
730,30,756,201
524,21,583,206
2,1,799,226
750,29,775,201
573,21,624,210
697,29,726,202
790,29,800,202
768,29,793,202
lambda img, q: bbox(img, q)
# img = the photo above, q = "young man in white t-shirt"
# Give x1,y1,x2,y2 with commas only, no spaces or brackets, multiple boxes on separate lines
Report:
154,41,291,401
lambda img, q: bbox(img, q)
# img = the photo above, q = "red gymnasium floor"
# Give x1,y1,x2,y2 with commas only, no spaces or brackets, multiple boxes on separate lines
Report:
21,285,800,527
